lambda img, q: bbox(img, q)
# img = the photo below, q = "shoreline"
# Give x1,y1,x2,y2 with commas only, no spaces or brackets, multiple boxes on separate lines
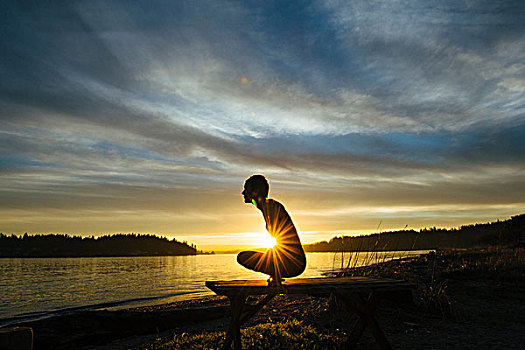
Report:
1,249,430,325
0,290,211,328
11,295,231,350
6,248,524,349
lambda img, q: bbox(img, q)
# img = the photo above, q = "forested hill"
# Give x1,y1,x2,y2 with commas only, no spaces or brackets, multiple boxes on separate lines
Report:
0,233,198,257
305,214,524,252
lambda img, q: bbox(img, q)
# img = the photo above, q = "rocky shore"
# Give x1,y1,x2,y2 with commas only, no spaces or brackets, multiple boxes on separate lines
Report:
9,247,525,349
8,297,226,349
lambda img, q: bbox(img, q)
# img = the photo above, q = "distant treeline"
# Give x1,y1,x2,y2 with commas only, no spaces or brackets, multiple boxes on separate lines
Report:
305,214,524,252
0,233,198,257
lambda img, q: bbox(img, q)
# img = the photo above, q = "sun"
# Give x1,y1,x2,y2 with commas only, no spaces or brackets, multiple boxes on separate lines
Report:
260,235,277,249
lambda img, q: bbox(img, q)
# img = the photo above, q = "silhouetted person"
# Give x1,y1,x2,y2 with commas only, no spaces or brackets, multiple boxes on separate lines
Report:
237,175,306,286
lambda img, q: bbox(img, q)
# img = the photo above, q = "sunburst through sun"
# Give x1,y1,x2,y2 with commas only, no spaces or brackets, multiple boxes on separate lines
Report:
260,235,277,249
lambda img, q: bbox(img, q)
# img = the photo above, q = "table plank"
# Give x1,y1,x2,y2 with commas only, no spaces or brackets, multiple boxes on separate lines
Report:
206,277,416,296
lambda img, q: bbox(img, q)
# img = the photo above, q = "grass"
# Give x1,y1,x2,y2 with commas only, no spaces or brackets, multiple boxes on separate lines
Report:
139,319,347,350
441,246,524,283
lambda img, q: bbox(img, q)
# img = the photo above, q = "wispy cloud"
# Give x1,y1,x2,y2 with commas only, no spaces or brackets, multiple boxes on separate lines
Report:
1,0,524,248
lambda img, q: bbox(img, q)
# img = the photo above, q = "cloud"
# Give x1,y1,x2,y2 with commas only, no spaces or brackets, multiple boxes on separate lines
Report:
1,0,524,246
3,1,524,137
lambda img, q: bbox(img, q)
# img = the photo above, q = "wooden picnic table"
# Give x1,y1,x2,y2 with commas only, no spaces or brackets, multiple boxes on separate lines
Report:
206,277,416,350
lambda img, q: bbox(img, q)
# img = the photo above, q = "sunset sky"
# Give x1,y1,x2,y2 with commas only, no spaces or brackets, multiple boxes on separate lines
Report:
1,1,524,251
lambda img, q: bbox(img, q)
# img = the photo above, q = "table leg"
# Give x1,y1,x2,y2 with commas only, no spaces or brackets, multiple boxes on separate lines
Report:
347,316,366,348
223,294,247,350
239,294,276,326
335,291,392,350
352,293,391,349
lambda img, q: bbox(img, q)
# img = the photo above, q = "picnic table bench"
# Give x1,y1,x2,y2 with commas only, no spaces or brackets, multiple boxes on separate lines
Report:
206,277,416,350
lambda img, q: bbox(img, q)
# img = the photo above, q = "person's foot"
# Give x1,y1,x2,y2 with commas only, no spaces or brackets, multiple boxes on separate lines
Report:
267,276,284,286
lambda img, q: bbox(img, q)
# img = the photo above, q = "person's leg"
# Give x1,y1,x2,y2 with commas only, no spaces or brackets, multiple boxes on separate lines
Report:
280,260,306,278
273,245,307,278
279,256,306,278
237,249,306,280
237,251,273,275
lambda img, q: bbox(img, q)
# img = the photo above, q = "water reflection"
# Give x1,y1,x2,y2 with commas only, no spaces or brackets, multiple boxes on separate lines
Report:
0,251,429,323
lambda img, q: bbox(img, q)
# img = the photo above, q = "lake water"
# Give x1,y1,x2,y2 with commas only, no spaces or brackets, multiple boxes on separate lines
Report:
0,250,429,325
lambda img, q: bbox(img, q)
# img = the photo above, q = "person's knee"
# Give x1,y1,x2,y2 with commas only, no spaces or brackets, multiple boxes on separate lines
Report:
237,251,247,264
237,250,256,266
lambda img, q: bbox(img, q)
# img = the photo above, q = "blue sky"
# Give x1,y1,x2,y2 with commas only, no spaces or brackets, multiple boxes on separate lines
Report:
1,0,524,249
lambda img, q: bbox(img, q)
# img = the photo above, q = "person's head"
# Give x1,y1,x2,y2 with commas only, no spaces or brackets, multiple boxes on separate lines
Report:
242,174,269,204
